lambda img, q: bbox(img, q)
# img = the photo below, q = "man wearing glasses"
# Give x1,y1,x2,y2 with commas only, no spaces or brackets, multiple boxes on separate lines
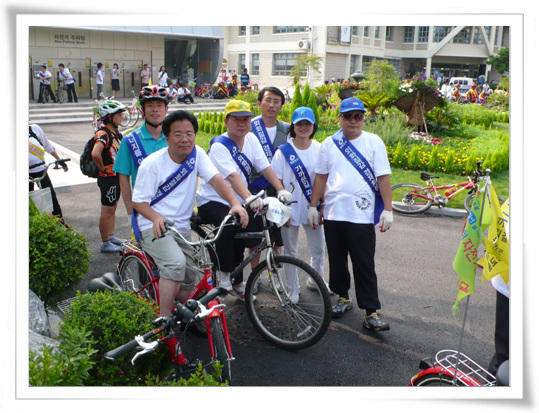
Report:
308,97,393,332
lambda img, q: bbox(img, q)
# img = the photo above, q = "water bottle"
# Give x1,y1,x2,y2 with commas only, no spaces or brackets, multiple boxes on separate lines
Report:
445,186,458,197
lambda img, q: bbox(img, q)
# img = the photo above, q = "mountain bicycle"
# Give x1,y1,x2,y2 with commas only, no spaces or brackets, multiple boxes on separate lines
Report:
54,79,66,104
391,161,505,215
94,214,238,383
194,191,332,351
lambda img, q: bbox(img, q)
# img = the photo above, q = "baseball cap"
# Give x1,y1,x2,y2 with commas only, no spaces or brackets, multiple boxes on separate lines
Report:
339,97,366,113
224,100,255,117
291,107,315,124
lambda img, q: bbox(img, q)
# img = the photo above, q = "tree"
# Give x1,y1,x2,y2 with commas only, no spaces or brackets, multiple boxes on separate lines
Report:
362,60,400,95
289,54,324,86
486,47,509,74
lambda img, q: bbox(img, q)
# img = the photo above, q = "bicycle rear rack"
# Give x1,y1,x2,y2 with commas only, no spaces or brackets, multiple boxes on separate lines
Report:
435,349,496,386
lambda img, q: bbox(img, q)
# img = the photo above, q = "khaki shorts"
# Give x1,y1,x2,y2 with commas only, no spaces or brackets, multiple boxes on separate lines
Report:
139,228,198,289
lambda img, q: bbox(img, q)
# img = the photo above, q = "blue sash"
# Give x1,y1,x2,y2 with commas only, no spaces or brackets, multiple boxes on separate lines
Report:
210,135,252,183
278,142,312,204
249,117,274,192
125,130,147,168
332,131,384,226
132,148,197,241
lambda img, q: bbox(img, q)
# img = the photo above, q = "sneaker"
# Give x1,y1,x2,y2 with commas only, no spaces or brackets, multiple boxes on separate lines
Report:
363,313,390,332
216,271,232,291
331,297,353,318
101,241,121,253
307,277,334,295
230,283,246,301
289,288,300,304
109,236,127,246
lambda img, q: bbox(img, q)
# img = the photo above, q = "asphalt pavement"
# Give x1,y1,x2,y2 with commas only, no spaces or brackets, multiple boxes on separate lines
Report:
40,121,498,390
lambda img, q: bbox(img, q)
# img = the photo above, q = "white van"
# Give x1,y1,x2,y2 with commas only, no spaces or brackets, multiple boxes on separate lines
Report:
450,77,474,97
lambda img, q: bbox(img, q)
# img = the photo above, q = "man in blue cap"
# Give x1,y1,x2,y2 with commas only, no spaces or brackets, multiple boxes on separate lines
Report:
308,97,393,331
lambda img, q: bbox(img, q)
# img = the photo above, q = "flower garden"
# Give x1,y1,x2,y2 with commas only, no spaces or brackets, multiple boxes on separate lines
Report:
193,70,509,202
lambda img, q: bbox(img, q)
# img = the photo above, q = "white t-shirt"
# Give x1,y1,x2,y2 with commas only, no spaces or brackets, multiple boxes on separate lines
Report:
96,69,104,85
59,68,74,85
37,70,52,85
315,130,391,224
265,125,277,144
133,146,218,233
271,139,321,226
29,124,55,172
196,132,270,207
158,71,168,87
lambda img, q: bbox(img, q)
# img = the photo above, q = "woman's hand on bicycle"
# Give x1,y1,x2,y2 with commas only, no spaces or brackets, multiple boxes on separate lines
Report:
277,189,293,204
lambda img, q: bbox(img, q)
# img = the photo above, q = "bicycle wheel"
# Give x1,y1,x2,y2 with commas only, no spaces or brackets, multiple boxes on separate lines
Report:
392,183,434,214
127,106,140,127
464,193,507,213
57,87,65,104
190,222,219,274
204,87,214,99
118,253,158,304
120,107,131,127
412,373,458,386
210,317,231,383
92,114,101,132
42,88,50,103
245,255,331,350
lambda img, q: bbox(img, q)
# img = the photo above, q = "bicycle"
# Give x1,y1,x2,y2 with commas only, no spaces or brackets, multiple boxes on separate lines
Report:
121,90,142,128
189,79,213,98
193,191,332,350
54,79,66,104
97,214,237,383
391,161,505,215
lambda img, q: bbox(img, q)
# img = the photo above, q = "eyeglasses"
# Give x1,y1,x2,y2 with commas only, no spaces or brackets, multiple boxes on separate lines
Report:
172,132,196,139
340,112,365,121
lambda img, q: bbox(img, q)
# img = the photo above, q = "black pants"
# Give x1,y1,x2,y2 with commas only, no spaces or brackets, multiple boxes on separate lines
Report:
38,83,56,102
178,94,195,104
488,291,510,375
29,171,63,218
324,220,381,310
66,83,78,102
197,201,263,284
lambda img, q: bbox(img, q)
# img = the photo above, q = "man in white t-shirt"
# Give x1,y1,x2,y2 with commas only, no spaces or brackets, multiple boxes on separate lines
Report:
132,110,248,317
196,100,292,300
96,62,104,98
35,65,56,103
308,97,394,332
58,63,78,103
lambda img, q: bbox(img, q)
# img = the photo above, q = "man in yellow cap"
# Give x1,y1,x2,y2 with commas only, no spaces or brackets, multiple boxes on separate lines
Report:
196,100,292,300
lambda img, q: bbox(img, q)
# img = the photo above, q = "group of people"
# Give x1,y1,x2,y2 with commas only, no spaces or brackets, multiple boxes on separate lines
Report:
86,83,394,332
440,79,494,104
35,63,78,104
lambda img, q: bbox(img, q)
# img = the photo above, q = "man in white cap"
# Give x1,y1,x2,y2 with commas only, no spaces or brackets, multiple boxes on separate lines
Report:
308,97,393,331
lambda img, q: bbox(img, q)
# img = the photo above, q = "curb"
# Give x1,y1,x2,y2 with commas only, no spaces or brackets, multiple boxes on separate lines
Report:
424,206,468,218
50,140,81,165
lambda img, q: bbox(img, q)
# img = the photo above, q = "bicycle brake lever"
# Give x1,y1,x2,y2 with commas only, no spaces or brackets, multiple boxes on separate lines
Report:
131,335,159,365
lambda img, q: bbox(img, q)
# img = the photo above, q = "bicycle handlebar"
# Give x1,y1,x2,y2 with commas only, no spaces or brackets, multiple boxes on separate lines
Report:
29,158,70,183
159,212,239,245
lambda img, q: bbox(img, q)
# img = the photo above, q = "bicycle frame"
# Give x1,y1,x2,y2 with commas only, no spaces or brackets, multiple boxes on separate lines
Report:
422,178,475,202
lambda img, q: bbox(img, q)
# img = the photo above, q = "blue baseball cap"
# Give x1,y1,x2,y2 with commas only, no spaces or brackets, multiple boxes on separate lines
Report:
340,97,365,113
291,107,315,124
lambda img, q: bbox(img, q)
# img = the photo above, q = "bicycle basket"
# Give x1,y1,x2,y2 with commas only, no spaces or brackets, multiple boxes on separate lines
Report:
30,188,53,213
435,350,496,386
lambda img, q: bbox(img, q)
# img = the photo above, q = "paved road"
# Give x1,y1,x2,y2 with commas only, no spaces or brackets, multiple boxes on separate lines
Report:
40,122,497,388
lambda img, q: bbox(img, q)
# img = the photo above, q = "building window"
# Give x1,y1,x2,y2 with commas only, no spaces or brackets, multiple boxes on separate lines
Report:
251,53,260,75
473,26,491,44
239,26,246,36
404,26,415,43
453,27,471,44
273,26,309,34
239,54,246,72
364,26,369,37
352,26,358,36
375,26,380,39
273,53,299,76
433,26,451,42
350,55,358,75
418,26,429,42
251,26,260,35
385,26,394,41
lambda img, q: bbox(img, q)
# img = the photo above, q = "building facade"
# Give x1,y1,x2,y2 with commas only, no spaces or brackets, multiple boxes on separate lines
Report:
223,26,510,90
29,26,224,100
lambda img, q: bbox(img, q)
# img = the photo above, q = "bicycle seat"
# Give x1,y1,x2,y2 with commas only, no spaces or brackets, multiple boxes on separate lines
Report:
420,173,439,181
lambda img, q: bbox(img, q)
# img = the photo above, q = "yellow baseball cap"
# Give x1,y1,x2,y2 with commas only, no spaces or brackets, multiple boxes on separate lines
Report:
224,100,255,117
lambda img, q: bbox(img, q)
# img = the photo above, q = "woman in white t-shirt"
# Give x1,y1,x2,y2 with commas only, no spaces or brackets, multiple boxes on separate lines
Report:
158,66,168,87
271,107,331,303
111,63,121,98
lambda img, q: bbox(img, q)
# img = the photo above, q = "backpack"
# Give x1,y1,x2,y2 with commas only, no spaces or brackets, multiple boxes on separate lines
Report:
80,137,99,178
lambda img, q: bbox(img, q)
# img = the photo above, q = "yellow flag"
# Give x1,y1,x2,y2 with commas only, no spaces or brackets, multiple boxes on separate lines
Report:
149,77,152,86
478,190,509,284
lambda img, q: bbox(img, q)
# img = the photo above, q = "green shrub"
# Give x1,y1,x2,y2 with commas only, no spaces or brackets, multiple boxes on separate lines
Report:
364,110,413,147
233,91,260,116
465,150,478,175
29,210,90,302
444,150,456,174
61,291,169,386
428,146,440,172
29,324,97,386
144,363,228,386
407,145,421,170
391,141,405,168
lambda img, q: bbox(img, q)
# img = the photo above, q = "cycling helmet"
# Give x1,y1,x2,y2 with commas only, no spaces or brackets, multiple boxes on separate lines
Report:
139,85,169,104
97,100,126,118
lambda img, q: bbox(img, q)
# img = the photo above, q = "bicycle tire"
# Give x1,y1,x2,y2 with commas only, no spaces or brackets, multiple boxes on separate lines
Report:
210,317,231,383
245,255,331,350
120,107,131,127
118,253,158,304
464,193,507,214
92,114,101,132
392,183,434,214
57,87,65,104
412,373,459,386
42,88,50,103
127,106,140,127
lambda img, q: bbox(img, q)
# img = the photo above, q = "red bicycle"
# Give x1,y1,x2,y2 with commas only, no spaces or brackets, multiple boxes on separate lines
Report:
92,214,236,383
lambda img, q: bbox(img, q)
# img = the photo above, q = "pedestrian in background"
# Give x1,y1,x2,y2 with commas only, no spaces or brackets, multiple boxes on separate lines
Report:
141,64,151,87
96,62,105,98
35,65,56,103
158,66,168,87
58,63,78,103
111,63,121,98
